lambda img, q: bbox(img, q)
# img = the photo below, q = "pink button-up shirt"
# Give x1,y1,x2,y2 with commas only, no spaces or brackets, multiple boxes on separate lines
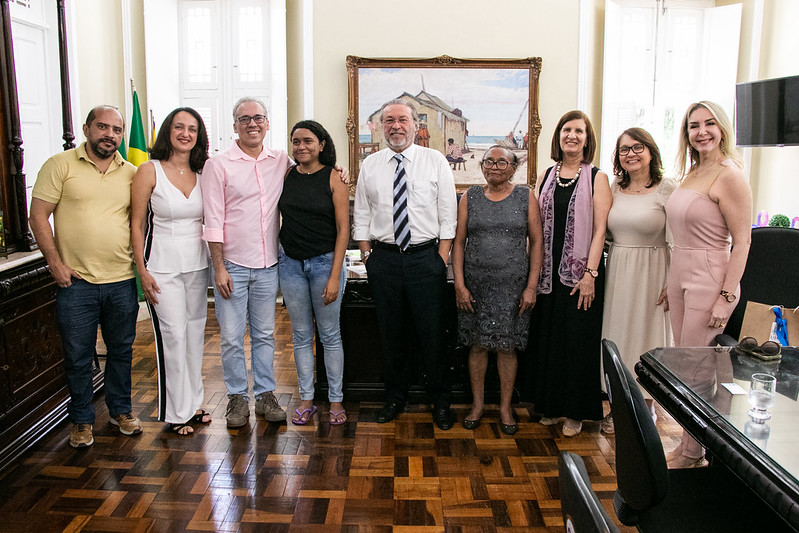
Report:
201,142,292,268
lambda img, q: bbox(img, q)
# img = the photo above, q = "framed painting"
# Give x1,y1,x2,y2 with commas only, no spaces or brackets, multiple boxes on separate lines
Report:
346,55,542,192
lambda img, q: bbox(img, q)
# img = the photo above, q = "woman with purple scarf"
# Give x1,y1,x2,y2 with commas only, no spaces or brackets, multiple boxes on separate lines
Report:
524,110,612,437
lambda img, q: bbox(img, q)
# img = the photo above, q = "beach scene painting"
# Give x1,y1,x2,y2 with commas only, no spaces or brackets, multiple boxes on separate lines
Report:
347,56,541,190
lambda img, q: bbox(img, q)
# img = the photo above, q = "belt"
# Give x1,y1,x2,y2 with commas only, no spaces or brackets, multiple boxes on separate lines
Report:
372,238,438,254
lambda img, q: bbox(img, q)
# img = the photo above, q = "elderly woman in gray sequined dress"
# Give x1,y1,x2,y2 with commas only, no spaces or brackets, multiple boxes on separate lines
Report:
452,145,543,435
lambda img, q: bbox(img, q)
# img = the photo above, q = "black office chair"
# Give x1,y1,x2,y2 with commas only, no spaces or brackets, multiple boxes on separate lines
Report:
601,339,793,532
558,451,620,533
720,227,799,342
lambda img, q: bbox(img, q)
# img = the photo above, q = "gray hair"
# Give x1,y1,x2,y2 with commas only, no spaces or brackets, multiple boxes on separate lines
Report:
379,98,419,124
232,97,268,120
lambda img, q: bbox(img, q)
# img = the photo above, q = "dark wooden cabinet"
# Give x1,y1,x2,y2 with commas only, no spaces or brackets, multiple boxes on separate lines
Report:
315,278,521,404
0,256,102,472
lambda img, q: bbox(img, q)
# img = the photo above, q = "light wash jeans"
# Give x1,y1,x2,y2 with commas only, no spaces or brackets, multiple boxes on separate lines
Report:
214,259,278,398
278,248,345,402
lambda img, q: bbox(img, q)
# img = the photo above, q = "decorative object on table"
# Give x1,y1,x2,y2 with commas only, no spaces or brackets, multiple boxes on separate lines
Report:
793,216,799,229
747,373,777,422
756,210,769,227
734,336,782,362
769,213,790,228
740,301,799,347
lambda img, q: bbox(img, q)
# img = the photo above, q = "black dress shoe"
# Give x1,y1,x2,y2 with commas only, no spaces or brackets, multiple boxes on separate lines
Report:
432,407,455,430
376,401,407,423
500,422,518,435
462,418,481,430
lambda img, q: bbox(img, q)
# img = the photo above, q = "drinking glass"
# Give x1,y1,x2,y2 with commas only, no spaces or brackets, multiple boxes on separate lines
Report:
748,373,777,422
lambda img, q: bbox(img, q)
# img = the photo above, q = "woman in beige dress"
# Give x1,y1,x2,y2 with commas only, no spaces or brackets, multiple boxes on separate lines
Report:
601,128,675,434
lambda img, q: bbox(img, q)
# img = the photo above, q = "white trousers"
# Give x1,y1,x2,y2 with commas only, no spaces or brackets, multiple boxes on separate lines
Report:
147,268,209,423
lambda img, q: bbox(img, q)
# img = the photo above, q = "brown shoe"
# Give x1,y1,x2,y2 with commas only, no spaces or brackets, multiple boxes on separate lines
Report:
69,423,94,448
110,413,142,435
255,392,287,422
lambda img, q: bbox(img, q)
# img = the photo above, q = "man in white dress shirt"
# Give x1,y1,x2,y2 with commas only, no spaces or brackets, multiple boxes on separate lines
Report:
353,99,458,429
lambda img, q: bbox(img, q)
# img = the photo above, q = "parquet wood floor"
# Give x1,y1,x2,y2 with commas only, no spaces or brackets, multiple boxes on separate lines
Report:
0,304,684,532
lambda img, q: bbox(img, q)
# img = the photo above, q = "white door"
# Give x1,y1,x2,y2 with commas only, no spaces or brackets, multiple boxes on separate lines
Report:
10,1,62,211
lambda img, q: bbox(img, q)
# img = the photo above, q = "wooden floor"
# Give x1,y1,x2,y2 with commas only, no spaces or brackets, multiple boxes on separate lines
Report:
0,304,684,532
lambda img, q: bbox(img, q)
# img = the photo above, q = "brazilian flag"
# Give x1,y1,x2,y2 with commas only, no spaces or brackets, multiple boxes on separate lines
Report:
125,89,148,301
127,90,148,166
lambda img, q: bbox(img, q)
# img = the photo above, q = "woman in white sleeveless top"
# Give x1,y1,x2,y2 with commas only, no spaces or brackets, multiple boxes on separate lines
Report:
131,108,211,435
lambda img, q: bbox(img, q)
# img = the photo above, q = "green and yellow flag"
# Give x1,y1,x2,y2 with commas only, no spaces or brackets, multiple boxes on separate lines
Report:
150,109,156,149
127,90,148,166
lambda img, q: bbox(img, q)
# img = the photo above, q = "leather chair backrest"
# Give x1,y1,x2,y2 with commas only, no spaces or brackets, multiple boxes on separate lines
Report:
725,227,799,339
602,339,669,512
558,451,620,533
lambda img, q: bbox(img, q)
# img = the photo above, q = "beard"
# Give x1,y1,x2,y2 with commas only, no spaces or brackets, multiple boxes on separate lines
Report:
385,131,413,152
88,137,118,159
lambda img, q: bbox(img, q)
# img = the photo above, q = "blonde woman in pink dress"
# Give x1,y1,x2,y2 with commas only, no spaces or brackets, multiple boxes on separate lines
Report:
665,101,752,468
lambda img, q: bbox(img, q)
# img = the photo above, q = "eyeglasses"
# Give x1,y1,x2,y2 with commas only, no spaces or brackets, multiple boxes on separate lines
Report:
618,143,645,156
481,159,511,170
237,114,267,125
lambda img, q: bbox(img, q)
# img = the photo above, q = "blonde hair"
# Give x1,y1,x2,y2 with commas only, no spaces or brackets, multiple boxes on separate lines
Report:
675,100,743,179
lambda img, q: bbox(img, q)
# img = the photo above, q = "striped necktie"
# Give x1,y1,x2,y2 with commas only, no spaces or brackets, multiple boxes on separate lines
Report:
392,153,411,250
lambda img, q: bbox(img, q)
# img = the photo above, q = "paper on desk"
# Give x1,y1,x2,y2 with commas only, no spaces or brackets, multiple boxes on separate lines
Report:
721,382,747,395
346,264,367,276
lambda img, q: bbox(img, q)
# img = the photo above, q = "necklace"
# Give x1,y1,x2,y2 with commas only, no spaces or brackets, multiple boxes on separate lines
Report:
166,160,189,175
628,178,648,193
555,162,581,188
297,164,323,175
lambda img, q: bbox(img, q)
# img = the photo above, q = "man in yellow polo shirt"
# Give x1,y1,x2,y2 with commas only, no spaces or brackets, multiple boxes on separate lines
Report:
29,105,143,448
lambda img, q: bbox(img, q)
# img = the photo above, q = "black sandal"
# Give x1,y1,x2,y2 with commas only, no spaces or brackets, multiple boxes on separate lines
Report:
190,409,212,424
169,423,193,435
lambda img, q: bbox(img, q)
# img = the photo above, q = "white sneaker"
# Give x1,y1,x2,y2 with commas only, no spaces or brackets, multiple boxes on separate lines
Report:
562,418,583,437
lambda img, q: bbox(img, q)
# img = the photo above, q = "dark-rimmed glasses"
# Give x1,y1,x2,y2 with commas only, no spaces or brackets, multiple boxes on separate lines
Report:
618,143,645,156
481,159,511,170
237,114,267,125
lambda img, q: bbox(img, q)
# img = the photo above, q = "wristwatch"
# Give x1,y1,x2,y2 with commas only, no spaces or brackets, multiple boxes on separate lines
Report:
584,267,598,278
720,290,736,303
360,250,371,261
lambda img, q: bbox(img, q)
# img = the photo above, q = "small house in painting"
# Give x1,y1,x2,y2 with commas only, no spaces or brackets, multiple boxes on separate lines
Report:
368,91,468,154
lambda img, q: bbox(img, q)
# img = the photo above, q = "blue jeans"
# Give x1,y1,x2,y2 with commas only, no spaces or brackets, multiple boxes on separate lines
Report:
278,249,345,402
56,278,139,424
214,260,278,398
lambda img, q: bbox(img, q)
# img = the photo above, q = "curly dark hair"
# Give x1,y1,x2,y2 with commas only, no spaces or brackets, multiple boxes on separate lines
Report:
612,127,663,190
290,120,336,166
150,107,209,172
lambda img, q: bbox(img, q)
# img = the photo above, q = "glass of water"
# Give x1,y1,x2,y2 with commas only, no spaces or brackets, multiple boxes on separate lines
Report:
748,373,777,422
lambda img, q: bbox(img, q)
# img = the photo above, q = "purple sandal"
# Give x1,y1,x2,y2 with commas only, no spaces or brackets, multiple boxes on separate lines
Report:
329,409,347,425
291,405,317,425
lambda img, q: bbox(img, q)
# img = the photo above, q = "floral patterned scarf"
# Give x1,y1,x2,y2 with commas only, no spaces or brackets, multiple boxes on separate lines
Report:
538,163,594,293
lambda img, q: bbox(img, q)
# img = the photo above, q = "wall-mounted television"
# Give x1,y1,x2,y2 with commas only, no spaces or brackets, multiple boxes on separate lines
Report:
736,75,799,147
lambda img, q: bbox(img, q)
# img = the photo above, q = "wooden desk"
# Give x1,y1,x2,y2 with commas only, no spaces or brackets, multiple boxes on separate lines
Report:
314,277,524,403
636,346,799,530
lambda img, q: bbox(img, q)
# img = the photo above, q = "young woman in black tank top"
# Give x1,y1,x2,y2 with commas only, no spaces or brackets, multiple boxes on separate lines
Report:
277,120,350,426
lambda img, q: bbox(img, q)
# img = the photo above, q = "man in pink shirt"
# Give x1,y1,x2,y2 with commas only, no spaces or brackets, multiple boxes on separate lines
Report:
201,97,291,428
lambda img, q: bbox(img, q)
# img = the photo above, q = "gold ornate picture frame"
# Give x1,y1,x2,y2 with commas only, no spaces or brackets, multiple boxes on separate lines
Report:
346,55,542,192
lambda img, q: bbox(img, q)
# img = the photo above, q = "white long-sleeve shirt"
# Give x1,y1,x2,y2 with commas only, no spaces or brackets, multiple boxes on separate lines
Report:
353,143,457,244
